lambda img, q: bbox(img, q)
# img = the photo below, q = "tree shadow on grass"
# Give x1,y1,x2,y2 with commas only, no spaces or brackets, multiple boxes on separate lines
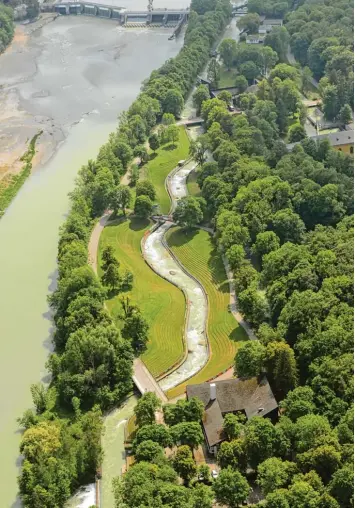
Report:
107,287,121,299
149,152,158,160
167,227,199,247
207,247,229,293
128,217,150,231
229,325,249,343
106,215,127,228
162,143,177,151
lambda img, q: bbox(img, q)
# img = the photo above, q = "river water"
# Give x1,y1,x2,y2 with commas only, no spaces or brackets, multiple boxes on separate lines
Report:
0,15,184,507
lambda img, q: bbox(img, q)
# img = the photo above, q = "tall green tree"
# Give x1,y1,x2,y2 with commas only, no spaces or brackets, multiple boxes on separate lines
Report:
173,196,204,228
235,340,265,378
219,38,237,70
136,180,156,201
134,195,153,218
213,467,250,508
193,85,210,115
173,445,197,484
207,58,221,88
134,392,161,428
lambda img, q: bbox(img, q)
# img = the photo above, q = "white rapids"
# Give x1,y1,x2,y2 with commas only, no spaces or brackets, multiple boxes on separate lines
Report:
141,159,209,391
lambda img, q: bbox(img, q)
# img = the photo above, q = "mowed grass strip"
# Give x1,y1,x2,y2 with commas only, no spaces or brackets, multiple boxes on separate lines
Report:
98,216,186,378
166,227,248,398
143,126,190,214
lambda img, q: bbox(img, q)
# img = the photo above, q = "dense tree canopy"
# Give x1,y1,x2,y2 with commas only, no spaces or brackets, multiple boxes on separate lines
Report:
285,0,354,119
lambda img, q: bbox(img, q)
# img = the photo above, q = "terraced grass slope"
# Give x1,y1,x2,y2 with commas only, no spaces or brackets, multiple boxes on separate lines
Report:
143,126,190,214
166,227,248,398
98,217,185,378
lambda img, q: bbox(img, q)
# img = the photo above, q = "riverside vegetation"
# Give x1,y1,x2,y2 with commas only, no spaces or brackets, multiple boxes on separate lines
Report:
113,0,354,506
16,0,234,505
0,131,42,217
0,2,14,53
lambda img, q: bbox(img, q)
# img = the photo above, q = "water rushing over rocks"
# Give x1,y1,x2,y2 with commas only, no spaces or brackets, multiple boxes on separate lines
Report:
142,160,209,392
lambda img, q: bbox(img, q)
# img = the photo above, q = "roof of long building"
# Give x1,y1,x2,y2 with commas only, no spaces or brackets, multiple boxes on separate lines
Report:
187,376,278,448
287,130,354,150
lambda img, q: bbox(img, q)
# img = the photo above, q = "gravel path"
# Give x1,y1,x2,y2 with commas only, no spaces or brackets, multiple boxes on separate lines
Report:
88,210,112,274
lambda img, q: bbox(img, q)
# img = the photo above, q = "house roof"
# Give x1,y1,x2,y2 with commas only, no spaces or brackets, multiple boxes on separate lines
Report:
201,399,225,449
287,130,354,150
262,18,283,25
187,376,278,447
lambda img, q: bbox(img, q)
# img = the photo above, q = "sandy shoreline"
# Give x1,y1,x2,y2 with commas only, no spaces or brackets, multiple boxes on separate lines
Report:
0,15,63,182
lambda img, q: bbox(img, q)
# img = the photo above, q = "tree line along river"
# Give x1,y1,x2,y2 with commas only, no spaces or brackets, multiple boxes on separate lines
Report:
0,15,185,506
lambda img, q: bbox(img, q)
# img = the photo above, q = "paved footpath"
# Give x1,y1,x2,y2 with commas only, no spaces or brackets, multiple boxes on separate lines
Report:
88,211,112,274
133,358,168,402
222,254,257,341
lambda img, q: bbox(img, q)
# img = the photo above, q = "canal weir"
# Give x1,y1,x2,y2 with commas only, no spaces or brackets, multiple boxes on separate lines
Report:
46,2,189,26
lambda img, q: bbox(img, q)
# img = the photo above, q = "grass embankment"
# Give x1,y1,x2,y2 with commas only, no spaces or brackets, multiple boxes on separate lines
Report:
166,227,248,398
0,131,42,217
186,170,201,197
142,126,190,213
99,217,186,378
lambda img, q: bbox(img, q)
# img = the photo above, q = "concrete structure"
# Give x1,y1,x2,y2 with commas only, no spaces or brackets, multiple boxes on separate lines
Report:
187,377,278,455
259,18,283,34
246,34,265,44
52,2,189,25
287,130,354,155
133,358,168,402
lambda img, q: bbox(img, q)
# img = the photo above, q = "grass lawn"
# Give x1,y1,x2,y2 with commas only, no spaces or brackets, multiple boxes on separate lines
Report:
165,227,248,398
186,169,201,197
218,65,238,88
98,216,185,378
142,126,190,214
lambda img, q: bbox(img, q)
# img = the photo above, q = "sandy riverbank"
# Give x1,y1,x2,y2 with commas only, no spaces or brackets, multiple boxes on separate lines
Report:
0,18,64,183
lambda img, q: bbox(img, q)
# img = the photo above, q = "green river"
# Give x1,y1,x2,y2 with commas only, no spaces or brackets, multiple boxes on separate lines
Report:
0,16,183,507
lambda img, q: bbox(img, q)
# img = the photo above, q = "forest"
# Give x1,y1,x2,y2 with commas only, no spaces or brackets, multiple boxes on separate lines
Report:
287,0,353,120
114,0,354,506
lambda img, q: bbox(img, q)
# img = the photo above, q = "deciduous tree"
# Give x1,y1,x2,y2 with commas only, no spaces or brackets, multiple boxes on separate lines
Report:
136,180,156,201
235,340,265,378
213,467,250,508
134,392,161,428
173,196,203,228
219,38,237,70
193,85,210,115
134,195,153,218
148,133,160,152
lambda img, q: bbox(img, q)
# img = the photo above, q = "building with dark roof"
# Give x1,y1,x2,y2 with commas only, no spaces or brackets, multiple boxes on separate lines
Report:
186,376,278,454
287,130,354,155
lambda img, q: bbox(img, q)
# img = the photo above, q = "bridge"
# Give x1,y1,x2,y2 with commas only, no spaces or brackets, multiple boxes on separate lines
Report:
42,1,189,26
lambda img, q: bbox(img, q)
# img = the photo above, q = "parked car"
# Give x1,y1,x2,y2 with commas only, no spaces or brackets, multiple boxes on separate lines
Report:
212,469,219,479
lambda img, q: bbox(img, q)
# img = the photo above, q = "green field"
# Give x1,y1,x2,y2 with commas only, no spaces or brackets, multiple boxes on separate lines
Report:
143,126,190,214
166,227,248,398
186,170,201,197
98,217,185,378
218,65,238,88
